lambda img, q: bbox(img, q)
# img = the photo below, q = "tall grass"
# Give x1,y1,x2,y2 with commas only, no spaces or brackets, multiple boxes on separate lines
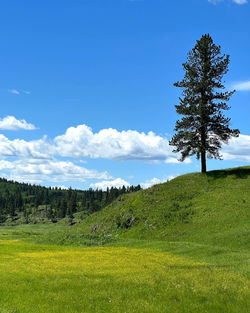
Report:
0,239,249,313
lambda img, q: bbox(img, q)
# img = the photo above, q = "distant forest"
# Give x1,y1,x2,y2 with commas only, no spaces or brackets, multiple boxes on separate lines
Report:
0,178,141,224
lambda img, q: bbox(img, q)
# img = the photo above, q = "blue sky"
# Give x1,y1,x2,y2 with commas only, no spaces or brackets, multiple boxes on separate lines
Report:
0,0,249,189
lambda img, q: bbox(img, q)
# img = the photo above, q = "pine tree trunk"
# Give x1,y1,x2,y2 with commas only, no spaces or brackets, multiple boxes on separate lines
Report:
200,115,207,173
201,151,206,173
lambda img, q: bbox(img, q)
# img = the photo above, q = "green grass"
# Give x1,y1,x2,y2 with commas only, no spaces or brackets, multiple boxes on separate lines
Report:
60,166,250,250
0,237,249,313
0,166,250,312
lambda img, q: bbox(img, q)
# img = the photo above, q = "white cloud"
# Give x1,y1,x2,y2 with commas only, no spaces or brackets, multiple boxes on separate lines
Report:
221,134,250,162
0,134,52,159
54,124,179,163
8,89,31,95
90,178,130,190
165,157,192,164
0,123,184,165
0,159,111,184
208,0,223,3
208,0,248,3
51,185,69,190
232,0,248,4
1,119,250,186
2,121,250,169
0,116,37,131
141,175,176,189
233,81,250,91
0,122,191,163
8,89,20,95
141,177,162,189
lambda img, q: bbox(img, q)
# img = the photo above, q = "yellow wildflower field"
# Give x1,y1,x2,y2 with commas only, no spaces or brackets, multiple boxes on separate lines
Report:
0,240,249,313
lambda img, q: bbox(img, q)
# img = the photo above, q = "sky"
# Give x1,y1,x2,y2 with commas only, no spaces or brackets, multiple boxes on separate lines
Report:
0,0,249,190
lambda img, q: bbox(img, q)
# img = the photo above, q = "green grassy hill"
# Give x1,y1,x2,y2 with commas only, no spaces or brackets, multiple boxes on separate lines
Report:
61,166,250,250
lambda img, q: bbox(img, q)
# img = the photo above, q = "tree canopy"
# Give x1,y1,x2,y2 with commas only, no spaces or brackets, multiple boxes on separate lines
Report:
0,177,141,224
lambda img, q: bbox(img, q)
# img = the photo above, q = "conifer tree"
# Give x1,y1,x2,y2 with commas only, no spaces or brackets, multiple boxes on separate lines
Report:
170,34,239,173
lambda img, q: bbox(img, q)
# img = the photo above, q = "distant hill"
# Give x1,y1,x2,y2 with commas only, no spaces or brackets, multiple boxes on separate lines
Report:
65,166,250,250
0,177,141,225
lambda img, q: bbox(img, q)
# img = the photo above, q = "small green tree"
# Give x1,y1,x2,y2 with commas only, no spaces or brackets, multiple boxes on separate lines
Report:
170,34,239,173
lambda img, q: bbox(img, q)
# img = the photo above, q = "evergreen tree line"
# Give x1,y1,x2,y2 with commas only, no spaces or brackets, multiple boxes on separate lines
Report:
0,178,141,223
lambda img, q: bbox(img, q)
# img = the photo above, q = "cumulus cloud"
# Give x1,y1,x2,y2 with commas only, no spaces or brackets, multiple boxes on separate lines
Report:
233,81,250,91
0,116,37,131
0,121,191,163
0,134,52,159
221,134,250,162
0,159,111,184
2,122,250,166
54,124,179,163
2,120,250,187
90,178,130,190
141,175,176,189
1,123,178,162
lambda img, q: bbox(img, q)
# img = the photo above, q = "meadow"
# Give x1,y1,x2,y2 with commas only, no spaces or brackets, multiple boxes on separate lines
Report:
0,225,249,313
1,167,250,312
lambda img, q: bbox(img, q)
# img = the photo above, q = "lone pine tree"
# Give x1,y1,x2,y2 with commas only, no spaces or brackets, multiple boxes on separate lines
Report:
170,34,239,173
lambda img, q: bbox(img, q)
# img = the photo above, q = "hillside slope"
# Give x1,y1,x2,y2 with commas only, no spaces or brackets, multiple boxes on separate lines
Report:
66,166,250,250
